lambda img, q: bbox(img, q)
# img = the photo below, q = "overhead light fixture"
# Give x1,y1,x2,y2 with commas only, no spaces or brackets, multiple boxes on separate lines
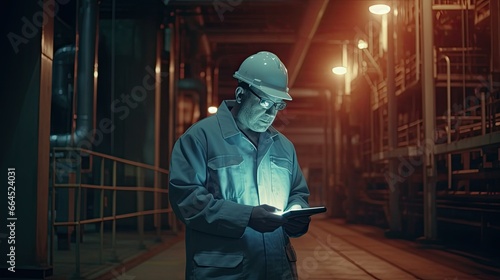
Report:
357,39,368,50
332,66,347,75
369,4,391,15
207,106,218,114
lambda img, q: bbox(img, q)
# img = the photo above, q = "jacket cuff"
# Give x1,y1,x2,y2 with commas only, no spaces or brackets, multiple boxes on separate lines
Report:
217,201,254,238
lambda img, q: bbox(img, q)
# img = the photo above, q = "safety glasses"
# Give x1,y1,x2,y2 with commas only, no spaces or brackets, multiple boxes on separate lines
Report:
247,87,287,111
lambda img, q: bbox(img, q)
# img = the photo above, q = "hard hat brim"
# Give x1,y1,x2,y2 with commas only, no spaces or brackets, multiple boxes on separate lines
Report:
258,84,292,101
233,73,292,101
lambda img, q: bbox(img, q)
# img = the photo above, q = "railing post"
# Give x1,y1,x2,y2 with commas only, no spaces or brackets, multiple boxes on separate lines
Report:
156,172,164,240
74,152,82,279
50,149,56,267
417,122,421,146
99,158,105,264
170,169,177,234
137,167,145,249
110,161,119,262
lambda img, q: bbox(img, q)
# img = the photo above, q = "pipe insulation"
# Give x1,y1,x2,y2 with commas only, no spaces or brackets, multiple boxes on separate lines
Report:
50,0,98,147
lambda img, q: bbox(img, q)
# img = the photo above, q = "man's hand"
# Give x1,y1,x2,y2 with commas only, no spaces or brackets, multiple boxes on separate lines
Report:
284,216,310,236
248,204,287,233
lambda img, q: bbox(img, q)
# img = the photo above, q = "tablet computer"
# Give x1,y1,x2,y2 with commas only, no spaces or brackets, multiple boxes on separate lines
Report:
280,206,327,219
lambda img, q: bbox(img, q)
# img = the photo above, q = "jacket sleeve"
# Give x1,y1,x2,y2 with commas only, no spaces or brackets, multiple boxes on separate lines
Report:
168,133,253,239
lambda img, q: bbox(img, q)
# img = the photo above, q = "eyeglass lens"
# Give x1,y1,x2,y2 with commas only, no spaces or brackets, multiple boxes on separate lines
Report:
248,87,287,110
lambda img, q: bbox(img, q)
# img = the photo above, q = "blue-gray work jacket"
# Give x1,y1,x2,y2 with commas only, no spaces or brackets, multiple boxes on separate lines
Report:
169,100,310,279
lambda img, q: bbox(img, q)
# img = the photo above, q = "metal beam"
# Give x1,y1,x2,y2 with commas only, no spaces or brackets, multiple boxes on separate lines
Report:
432,4,474,10
371,146,421,161
287,0,329,88
370,131,500,160
207,32,295,43
206,32,352,44
169,0,289,6
434,131,500,155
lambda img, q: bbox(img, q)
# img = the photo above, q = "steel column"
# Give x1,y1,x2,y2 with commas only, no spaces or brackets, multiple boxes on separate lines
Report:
420,0,437,241
386,5,402,234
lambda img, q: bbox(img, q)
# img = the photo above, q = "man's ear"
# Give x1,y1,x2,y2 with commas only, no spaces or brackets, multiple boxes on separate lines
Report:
235,86,245,103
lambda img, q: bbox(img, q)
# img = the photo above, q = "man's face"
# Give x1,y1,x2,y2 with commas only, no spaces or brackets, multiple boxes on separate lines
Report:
237,88,282,133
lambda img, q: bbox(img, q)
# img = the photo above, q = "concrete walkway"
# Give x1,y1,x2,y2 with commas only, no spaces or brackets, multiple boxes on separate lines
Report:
117,217,500,280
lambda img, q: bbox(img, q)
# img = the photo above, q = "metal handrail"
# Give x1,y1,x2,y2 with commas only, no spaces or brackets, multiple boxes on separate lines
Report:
53,183,170,192
52,147,169,174
50,147,174,279
393,93,500,150
53,209,172,226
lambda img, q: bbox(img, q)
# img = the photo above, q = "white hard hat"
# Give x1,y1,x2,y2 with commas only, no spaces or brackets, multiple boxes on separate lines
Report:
233,51,292,100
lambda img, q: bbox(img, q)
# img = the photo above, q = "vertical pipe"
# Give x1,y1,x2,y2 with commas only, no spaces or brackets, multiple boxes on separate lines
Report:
415,0,420,80
111,0,115,155
481,91,486,135
167,21,177,177
417,122,421,146
421,0,437,241
343,43,351,96
461,0,467,110
166,16,179,237
206,64,213,109
325,90,333,212
332,82,342,216
441,55,452,190
49,0,98,149
445,56,451,145
386,2,401,233
370,91,374,159
369,20,374,55
213,66,219,106
154,29,162,239
379,108,384,152
492,0,500,73
491,0,500,132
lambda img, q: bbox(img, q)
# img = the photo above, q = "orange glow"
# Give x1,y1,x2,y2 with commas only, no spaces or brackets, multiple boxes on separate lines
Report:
332,66,347,75
369,4,390,15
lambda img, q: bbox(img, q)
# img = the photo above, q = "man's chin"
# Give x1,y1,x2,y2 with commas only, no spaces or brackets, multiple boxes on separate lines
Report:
251,125,270,133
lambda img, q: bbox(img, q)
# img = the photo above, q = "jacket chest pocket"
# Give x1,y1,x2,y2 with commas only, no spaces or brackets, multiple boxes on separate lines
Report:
270,156,292,189
207,155,245,200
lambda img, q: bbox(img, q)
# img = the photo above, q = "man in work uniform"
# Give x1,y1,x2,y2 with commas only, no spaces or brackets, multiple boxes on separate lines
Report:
169,51,311,279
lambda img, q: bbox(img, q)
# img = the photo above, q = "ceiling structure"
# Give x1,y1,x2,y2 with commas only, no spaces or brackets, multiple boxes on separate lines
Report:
167,0,379,101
